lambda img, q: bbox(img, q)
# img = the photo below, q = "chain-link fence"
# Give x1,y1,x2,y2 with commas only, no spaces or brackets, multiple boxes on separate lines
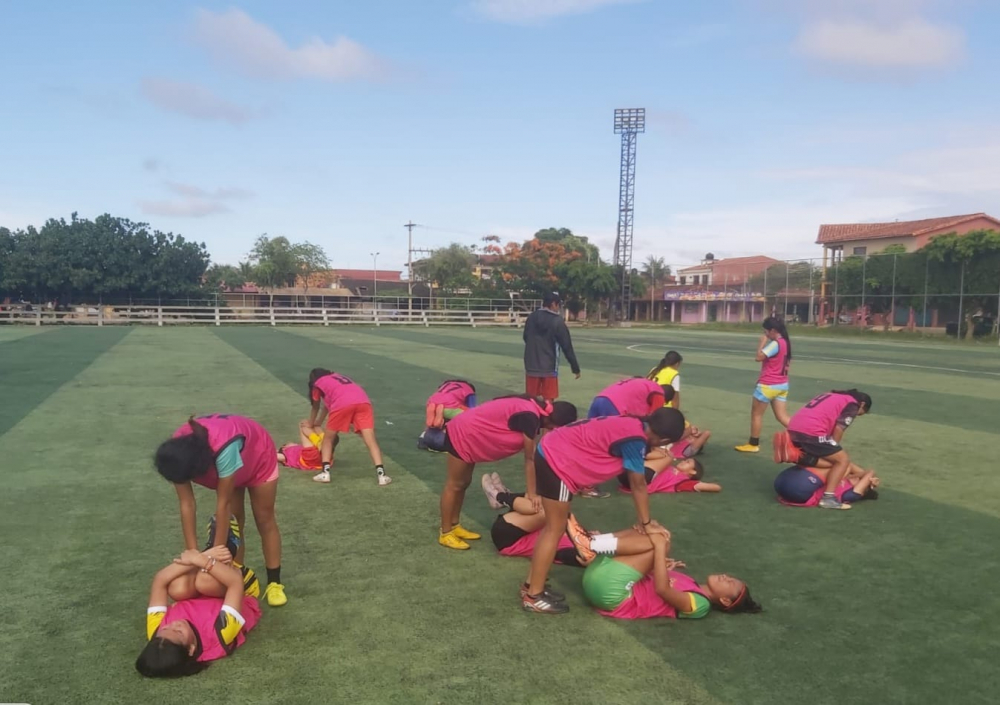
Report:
647,251,1000,341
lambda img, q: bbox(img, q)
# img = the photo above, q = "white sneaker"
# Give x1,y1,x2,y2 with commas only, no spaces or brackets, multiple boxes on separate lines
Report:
313,470,331,483
378,474,393,486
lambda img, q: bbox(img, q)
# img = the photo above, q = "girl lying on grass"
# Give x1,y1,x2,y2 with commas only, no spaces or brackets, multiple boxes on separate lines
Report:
774,464,880,507
137,518,261,677
617,447,721,495
277,420,328,471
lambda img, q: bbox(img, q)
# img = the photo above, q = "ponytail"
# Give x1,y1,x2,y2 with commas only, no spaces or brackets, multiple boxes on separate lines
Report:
647,350,683,380
763,317,792,361
308,367,332,397
188,416,208,439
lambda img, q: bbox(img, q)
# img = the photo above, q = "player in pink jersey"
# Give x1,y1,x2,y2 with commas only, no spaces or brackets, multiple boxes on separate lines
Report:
736,317,793,454
779,389,873,510
307,368,390,486
136,522,262,678
521,408,686,614
774,464,880,507
427,395,578,550
277,420,327,471
588,378,672,418
418,379,478,450
154,415,287,607
616,448,721,494
575,519,761,620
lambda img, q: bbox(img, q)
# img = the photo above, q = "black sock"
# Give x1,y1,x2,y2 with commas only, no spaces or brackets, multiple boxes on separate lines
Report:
375,464,385,477
749,437,760,446
266,567,281,585
497,491,524,509
322,462,331,472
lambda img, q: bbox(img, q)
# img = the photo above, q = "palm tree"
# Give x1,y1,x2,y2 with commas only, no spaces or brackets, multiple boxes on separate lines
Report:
641,255,671,321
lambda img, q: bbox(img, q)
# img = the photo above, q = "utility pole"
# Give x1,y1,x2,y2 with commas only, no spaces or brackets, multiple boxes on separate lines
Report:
405,221,423,314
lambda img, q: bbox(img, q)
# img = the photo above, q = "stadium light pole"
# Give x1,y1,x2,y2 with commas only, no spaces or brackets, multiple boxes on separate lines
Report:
612,108,645,325
371,252,380,309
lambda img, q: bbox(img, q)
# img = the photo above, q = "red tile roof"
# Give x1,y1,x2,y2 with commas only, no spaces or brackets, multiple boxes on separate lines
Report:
677,255,781,273
816,213,998,244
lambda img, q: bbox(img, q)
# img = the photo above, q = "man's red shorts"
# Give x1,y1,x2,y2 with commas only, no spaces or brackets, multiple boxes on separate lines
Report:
525,375,559,401
326,403,375,433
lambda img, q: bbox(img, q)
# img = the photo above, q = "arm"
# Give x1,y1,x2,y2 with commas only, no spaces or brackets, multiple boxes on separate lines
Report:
832,425,846,443
522,437,542,512
693,482,722,493
672,391,681,411
649,535,694,612
178,550,245,612
850,471,875,496
628,472,652,527
555,321,581,376
148,561,197,609
617,438,652,526
174,481,199,551
212,476,235,549
308,399,321,427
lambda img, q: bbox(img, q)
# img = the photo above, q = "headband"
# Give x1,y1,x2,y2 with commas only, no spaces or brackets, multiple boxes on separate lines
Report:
723,584,748,612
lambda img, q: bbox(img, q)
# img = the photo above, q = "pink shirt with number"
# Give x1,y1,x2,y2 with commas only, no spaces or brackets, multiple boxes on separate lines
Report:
596,378,666,416
600,571,708,619
427,380,476,408
788,392,857,437
312,373,370,410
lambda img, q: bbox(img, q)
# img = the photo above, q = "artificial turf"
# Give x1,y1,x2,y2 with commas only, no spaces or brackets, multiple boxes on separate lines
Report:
1,325,997,704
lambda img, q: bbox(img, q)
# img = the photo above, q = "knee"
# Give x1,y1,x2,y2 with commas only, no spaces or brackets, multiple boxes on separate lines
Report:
253,507,277,531
447,477,472,492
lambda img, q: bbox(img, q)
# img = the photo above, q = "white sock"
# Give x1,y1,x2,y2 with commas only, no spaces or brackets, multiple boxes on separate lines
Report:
590,533,619,555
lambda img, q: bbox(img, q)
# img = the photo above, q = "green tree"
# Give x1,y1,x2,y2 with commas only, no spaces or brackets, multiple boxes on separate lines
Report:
292,241,331,298
247,235,299,304
921,229,1000,339
414,243,476,293
203,264,248,292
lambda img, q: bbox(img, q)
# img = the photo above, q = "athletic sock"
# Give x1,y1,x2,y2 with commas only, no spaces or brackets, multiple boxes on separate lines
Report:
822,491,834,499
590,533,619,555
497,491,524,509
266,567,281,585
749,437,760,446
375,464,386,477
322,462,331,472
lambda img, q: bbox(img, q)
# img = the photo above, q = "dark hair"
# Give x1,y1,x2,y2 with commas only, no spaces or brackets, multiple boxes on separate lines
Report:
441,379,476,393
549,401,578,427
864,487,879,500
153,418,214,484
135,636,207,678
647,350,683,380
723,586,762,615
689,458,704,480
763,316,792,361
308,368,332,397
832,389,872,413
659,385,676,403
642,408,686,444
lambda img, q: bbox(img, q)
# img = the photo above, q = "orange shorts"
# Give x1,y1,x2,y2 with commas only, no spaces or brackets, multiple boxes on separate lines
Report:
326,403,375,433
525,375,558,401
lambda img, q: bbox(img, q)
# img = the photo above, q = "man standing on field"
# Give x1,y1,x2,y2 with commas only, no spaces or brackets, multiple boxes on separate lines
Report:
522,292,581,400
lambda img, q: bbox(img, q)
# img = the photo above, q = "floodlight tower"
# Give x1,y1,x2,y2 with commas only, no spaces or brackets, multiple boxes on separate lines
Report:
612,108,645,323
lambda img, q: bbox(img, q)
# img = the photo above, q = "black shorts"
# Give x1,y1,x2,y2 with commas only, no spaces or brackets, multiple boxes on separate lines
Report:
490,514,526,552
441,431,467,462
789,431,842,465
618,468,655,489
535,450,571,502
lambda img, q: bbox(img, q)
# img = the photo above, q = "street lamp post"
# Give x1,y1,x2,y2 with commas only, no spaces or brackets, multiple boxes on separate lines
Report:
371,252,379,311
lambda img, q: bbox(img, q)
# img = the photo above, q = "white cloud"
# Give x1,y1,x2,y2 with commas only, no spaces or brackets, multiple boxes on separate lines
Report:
472,0,643,23
138,199,231,218
192,8,386,81
165,182,254,200
794,17,964,69
141,78,255,124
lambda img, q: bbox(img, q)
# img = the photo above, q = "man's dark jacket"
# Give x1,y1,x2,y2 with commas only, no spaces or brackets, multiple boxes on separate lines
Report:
522,308,580,378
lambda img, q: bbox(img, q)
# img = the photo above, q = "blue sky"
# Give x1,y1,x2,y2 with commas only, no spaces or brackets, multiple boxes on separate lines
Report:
2,0,998,271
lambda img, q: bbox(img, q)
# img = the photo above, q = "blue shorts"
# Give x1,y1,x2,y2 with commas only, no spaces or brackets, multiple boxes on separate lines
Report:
587,396,620,419
754,382,789,403
773,466,824,504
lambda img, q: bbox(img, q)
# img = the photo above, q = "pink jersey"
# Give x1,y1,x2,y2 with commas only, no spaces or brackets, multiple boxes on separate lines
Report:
161,596,261,662
447,397,543,463
541,416,646,494
499,531,575,558
173,415,277,489
427,380,476,409
600,571,707,619
279,443,322,471
778,473,853,507
788,392,857,437
596,378,665,417
758,336,789,385
648,468,693,494
312,373,370,411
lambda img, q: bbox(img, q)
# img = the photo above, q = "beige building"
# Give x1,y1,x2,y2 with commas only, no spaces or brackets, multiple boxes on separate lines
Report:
816,213,1000,258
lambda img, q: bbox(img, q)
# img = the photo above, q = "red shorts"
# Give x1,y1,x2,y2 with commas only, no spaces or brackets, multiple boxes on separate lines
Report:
525,375,558,401
326,403,375,433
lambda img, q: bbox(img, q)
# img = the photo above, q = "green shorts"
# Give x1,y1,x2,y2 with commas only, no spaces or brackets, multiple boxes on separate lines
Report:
443,407,465,421
582,555,643,610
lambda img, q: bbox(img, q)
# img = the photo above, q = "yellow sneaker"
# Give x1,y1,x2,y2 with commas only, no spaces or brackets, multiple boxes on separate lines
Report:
240,566,261,598
734,444,760,453
439,531,470,550
451,524,481,541
264,582,287,607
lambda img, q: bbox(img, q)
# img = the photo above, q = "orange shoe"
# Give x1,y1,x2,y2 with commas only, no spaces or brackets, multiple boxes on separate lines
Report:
565,513,596,563
773,431,802,464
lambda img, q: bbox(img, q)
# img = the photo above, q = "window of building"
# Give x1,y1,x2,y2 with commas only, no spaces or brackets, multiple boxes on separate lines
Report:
853,246,867,256
679,276,687,285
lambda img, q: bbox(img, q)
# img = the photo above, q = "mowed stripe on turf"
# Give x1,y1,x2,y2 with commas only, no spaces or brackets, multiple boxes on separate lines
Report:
213,326,729,705
250,326,1000,705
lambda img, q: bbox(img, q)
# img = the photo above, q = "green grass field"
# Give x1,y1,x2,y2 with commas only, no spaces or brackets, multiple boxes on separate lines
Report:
2,325,998,705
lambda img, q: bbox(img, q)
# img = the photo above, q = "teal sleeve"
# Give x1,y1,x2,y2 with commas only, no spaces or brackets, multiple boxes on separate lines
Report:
762,340,780,358
614,439,648,475
215,439,245,479
677,592,711,619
